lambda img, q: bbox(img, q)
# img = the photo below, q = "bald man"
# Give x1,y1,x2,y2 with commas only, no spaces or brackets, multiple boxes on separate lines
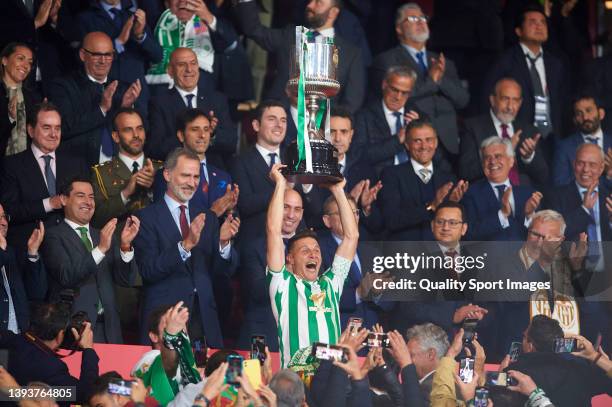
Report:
459,77,548,186
48,31,143,166
237,188,305,352
147,47,236,167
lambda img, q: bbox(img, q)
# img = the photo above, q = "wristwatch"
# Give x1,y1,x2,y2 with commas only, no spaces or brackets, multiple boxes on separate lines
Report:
194,394,210,406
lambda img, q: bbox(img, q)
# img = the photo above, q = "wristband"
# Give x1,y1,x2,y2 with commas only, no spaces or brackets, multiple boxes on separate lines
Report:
194,394,210,406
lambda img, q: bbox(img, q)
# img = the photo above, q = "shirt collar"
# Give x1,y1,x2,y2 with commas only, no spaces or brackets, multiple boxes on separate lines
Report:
581,127,603,141
175,86,198,100
410,158,433,174
118,152,145,172
382,100,404,117
437,242,461,255
100,1,121,13
519,42,543,59
64,218,89,231
316,27,335,38
338,155,347,172
86,73,107,85
489,108,513,129
255,143,280,160
419,369,436,384
401,44,427,61
576,182,598,194
31,143,56,159
488,179,511,189
164,193,189,212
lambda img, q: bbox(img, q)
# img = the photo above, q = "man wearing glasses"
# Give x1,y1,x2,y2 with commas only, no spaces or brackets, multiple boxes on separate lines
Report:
48,31,142,166
370,2,469,162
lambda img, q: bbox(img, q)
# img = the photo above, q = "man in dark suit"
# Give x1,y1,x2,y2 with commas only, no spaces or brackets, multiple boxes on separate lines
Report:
0,303,99,405
40,177,140,344
370,2,469,159
303,106,383,236
134,148,239,347
0,102,89,254
233,0,365,113
459,78,549,186
553,95,612,186
483,4,570,161
354,66,419,175
463,136,541,241
379,119,466,241
237,188,304,351
154,108,238,217
0,204,46,333
76,0,163,116
147,47,236,166
47,31,143,167
231,100,288,246
320,194,387,330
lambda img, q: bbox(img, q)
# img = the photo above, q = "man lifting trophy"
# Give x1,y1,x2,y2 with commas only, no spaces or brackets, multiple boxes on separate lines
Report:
283,27,343,184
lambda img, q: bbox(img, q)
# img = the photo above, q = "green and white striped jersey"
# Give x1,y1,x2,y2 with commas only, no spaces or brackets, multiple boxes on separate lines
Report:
266,255,352,368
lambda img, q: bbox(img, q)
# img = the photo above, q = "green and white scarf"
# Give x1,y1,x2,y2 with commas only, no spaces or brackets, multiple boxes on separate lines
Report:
146,9,215,86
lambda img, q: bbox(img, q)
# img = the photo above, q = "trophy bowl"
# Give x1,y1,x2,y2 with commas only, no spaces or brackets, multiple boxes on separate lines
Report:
282,38,343,184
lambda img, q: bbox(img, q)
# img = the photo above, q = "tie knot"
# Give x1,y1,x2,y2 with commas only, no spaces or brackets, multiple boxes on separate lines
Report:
109,8,121,17
179,205,187,214
419,167,431,182
77,226,88,237
495,184,507,199
392,111,402,118
526,53,541,64
269,152,277,167
585,137,598,144
42,155,52,164
132,161,139,174
445,249,457,257
310,31,321,40
501,124,508,130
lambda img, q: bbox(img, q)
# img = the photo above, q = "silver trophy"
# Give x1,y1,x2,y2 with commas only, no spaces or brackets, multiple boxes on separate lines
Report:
283,27,343,184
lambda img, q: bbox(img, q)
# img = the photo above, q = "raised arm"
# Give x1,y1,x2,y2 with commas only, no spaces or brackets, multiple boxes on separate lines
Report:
266,164,287,271
329,179,359,260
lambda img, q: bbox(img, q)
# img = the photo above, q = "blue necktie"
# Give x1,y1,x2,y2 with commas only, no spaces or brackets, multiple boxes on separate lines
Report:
393,112,409,164
583,191,601,262
585,137,598,144
42,155,56,196
415,51,428,75
269,152,277,169
200,162,209,207
495,185,506,202
109,8,123,31
186,94,195,108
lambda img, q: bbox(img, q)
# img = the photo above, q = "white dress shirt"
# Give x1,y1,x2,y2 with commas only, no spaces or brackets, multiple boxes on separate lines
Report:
490,109,534,163
176,86,199,108
118,153,145,204
581,128,604,151
410,159,434,183
64,219,134,264
255,143,281,167
489,179,514,228
32,144,57,213
519,43,548,94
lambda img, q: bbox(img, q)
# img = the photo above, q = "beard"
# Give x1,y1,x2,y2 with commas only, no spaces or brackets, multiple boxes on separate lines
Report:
119,139,143,157
406,29,430,44
578,119,600,135
169,182,195,203
305,8,330,29
496,110,516,125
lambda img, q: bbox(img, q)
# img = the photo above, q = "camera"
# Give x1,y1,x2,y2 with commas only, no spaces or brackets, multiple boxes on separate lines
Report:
60,311,90,350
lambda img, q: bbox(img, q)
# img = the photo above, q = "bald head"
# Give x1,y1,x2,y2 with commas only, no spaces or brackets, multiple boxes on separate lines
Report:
168,48,199,91
80,32,114,81
574,143,605,188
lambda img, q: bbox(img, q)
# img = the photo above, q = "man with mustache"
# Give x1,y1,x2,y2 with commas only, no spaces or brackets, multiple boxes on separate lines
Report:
40,176,140,343
553,95,612,186
134,148,239,347
91,107,162,228
233,0,365,113
459,77,548,187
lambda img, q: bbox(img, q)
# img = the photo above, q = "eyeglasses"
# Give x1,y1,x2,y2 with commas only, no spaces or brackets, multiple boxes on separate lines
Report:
527,230,563,242
0,214,10,222
82,48,115,60
434,219,463,228
402,15,428,24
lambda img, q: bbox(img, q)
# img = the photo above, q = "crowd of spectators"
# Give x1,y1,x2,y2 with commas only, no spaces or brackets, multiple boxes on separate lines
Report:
0,0,612,406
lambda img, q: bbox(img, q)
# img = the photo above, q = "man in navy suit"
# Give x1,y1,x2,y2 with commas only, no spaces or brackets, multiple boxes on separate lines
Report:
77,0,163,116
379,119,466,241
483,4,570,161
459,78,548,187
147,48,236,166
154,108,238,218
134,148,239,347
319,194,387,330
231,100,288,247
354,66,419,175
370,2,469,160
0,102,89,254
237,188,304,351
0,204,46,333
303,106,383,236
553,95,612,186
463,137,541,241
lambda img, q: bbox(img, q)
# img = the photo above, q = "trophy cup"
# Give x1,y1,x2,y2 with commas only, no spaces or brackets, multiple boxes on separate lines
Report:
282,27,343,184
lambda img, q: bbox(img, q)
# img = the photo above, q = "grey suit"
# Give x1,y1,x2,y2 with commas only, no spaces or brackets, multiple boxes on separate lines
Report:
41,221,137,344
371,45,469,154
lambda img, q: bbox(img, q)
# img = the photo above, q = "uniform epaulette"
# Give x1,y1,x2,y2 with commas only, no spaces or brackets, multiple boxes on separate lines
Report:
92,165,109,200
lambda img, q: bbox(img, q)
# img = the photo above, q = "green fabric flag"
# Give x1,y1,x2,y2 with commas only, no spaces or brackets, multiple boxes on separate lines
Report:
135,355,177,406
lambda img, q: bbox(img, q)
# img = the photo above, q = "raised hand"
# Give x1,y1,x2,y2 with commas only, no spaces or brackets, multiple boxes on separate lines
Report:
98,218,118,254
210,184,238,217
75,321,94,349
387,330,412,369
446,328,464,359
269,163,287,185
135,158,155,188
429,53,445,83
452,304,488,324
500,186,513,217
524,191,543,218
120,215,140,248
432,182,453,209
209,110,219,132
219,213,240,245
519,134,541,159
186,0,215,25
569,232,588,271
100,80,118,114
510,129,523,151
49,0,62,25
448,180,469,202
507,370,537,396
121,79,142,108
34,0,53,29
337,325,368,353
132,9,147,39
349,180,366,204
360,180,383,215
27,221,45,256
454,371,479,401
183,213,206,251
165,301,189,335
582,183,598,210
332,345,367,380
198,363,229,404
117,15,135,45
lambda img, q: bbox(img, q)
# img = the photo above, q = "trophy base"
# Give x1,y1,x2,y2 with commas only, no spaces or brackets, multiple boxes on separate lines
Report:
282,139,343,184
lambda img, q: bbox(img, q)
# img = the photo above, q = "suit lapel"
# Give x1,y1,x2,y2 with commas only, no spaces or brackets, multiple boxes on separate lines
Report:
158,200,182,243
24,149,50,197
513,45,534,97
249,148,274,187
374,102,393,135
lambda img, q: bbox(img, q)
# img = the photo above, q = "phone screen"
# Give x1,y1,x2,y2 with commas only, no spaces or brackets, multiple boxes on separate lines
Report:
553,338,576,353
459,358,474,383
226,355,243,386
462,318,478,343
347,317,363,335
250,335,266,365
365,332,390,348
108,380,133,396
312,343,348,363
474,387,489,407
508,341,522,362
193,337,207,368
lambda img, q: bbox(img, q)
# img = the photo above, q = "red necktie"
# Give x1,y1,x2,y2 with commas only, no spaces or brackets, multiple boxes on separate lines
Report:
179,205,189,240
445,249,459,281
500,124,520,186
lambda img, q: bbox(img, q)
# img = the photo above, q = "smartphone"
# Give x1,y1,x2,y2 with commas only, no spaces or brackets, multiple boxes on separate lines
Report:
108,379,133,396
474,387,489,407
485,372,518,387
459,358,475,383
364,332,390,348
226,355,243,386
312,342,348,363
193,337,207,368
508,341,522,362
553,338,577,353
462,318,478,344
243,359,262,390
250,335,266,365
347,317,363,335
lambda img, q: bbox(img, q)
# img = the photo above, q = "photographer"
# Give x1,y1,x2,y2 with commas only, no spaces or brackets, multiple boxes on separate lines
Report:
0,302,99,406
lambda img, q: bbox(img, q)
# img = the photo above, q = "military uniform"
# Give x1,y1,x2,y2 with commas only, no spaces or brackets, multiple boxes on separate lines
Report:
91,156,164,228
